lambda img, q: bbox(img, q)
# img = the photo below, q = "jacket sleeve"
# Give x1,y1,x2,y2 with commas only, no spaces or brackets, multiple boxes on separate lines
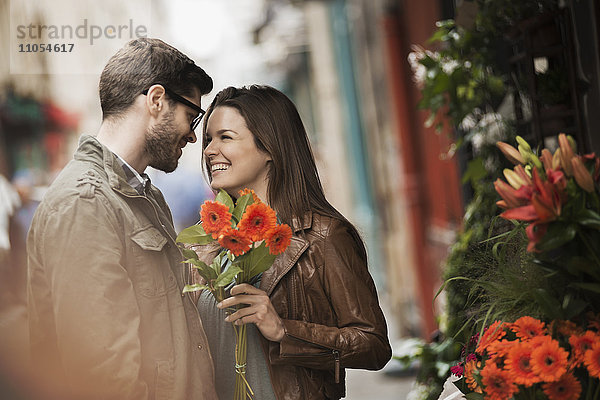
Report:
32,194,148,399
272,219,392,371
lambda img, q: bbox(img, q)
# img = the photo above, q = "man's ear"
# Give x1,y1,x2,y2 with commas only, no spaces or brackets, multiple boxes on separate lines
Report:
145,84,166,117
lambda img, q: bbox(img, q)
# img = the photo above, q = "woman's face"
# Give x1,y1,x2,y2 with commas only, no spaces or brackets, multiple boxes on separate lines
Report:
204,106,271,200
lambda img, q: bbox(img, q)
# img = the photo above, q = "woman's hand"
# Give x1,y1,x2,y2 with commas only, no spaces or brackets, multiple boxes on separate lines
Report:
217,283,285,342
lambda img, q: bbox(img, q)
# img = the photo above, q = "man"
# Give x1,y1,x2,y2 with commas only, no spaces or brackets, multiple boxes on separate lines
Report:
27,38,218,399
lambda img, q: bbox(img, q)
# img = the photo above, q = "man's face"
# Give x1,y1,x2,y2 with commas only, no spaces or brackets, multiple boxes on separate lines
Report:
144,90,201,173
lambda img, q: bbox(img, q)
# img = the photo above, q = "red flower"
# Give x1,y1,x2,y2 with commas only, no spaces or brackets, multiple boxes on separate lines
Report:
218,227,252,256
200,201,232,239
530,168,563,223
237,203,277,241
481,362,517,400
238,188,262,204
525,222,548,252
569,331,599,366
530,336,568,382
265,224,292,255
511,316,546,340
542,372,582,400
494,179,533,211
464,359,483,393
505,342,540,387
450,364,464,377
476,321,507,354
584,341,600,379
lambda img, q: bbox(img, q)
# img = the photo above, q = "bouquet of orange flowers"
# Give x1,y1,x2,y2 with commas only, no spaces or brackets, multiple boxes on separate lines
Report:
176,189,292,400
450,315,600,399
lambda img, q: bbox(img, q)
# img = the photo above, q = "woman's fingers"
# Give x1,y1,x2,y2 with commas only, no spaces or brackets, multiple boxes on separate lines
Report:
217,284,285,342
230,283,262,296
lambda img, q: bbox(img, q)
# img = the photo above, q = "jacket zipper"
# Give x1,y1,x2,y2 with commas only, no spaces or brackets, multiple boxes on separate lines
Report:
282,332,341,383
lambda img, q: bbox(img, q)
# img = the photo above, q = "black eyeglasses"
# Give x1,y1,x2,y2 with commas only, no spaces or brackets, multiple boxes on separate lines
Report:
142,85,205,131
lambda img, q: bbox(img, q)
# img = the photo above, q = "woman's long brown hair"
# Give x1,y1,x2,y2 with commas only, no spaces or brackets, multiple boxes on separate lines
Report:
202,85,366,258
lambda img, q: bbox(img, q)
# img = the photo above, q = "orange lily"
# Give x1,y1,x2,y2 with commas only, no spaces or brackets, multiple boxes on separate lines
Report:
571,157,595,193
503,169,525,189
552,148,562,170
540,149,553,172
525,222,548,252
497,141,525,165
494,179,532,209
530,168,563,222
558,133,575,176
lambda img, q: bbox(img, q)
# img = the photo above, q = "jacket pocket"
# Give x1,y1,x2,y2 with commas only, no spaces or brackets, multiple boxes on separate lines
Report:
130,226,175,297
153,359,175,400
131,226,167,251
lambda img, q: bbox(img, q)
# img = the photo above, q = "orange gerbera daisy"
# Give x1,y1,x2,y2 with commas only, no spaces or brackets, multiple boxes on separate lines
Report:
200,201,232,239
552,320,581,337
569,331,599,366
265,224,292,255
511,316,546,340
218,227,252,256
542,373,582,400
481,362,517,400
505,341,541,386
464,359,483,393
586,312,600,331
477,321,507,354
238,188,262,204
237,203,277,241
584,341,600,379
531,337,568,382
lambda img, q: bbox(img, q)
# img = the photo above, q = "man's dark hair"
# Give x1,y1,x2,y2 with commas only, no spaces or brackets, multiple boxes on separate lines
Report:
99,38,212,120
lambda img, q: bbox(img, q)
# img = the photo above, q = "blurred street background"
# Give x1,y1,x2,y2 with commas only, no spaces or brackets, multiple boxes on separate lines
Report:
2,0,600,398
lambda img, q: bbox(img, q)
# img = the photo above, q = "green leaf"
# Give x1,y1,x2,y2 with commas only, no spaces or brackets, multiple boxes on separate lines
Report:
191,259,218,281
210,251,227,276
576,209,600,229
234,242,277,279
561,293,588,319
570,282,600,294
232,193,254,224
215,189,234,212
183,283,208,293
214,265,243,288
176,225,214,245
531,288,563,319
419,54,438,70
181,248,199,261
536,223,576,252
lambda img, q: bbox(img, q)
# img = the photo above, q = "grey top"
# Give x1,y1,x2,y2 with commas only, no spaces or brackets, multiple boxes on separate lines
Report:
198,282,276,400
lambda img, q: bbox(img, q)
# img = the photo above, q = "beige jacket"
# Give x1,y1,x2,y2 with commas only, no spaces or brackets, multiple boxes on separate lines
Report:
27,135,217,400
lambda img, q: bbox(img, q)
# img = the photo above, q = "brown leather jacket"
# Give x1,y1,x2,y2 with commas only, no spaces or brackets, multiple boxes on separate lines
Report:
192,211,391,399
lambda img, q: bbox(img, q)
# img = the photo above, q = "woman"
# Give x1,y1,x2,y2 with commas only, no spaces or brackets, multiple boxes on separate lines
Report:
196,85,391,399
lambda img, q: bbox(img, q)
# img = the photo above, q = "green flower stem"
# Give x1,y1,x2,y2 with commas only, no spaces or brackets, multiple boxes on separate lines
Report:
593,378,599,400
587,377,593,400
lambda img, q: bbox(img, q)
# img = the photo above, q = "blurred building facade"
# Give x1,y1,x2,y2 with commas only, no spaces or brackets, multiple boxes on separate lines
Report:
254,0,464,339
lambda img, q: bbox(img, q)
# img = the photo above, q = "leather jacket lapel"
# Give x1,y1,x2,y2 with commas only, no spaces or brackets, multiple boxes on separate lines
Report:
260,235,309,296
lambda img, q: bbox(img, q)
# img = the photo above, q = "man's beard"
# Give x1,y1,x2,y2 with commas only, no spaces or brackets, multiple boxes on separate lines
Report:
144,111,180,173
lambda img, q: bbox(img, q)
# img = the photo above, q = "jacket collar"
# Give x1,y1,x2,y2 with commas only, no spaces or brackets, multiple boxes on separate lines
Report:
290,211,313,233
259,211,312,295
74,135,142,197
